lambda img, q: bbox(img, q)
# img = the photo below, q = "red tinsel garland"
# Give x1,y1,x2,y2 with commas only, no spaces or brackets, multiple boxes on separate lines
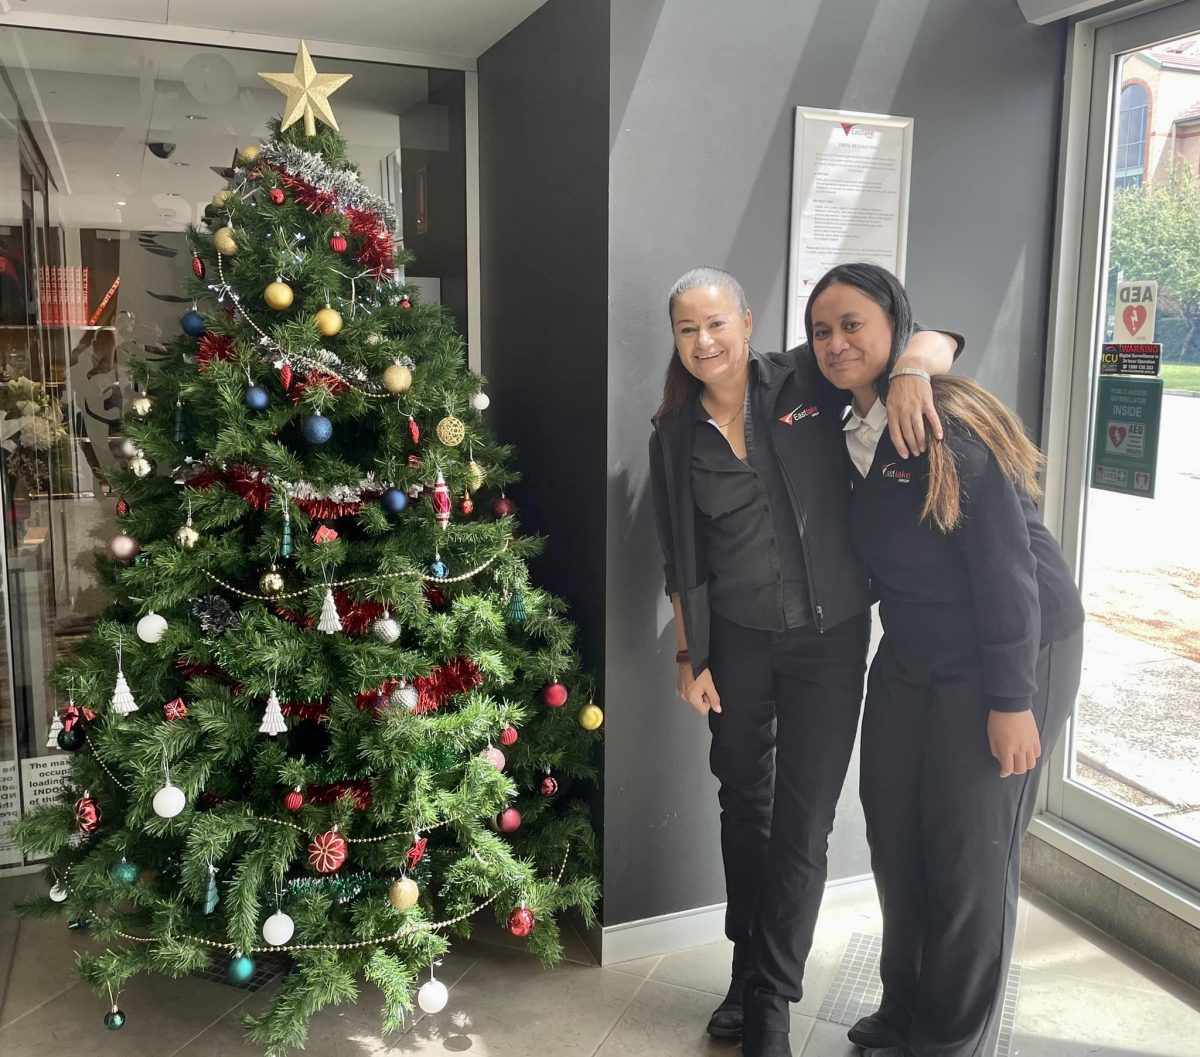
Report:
413,657,483,714
306,781,371,809
280,698,329,722
196,332,235,371
346,207,395,279
276,169,338,215
284,368,349,405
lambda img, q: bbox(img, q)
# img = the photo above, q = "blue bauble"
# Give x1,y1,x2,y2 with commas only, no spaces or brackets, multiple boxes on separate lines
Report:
244,385,269,411
180,310,206,337
428,559,449,578
111,860,139,885
302,414,333,444
381,487,408,513
227,954,256,984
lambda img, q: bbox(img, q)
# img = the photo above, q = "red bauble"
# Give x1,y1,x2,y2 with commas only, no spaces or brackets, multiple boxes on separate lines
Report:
497,808,522,833
500,725,519,746
408,417,420,445
329,233,347,253
507,907,536,937
74,794,100,834
424,583,448,610
542,682,569,708
115,498,130,518
460,496,474,515
268,188,285,205
163,697,188,721
491,497,517,519
539,775,559,797
191,254,205,279
284,788,304,812
308,829,347,873
400,297,412,310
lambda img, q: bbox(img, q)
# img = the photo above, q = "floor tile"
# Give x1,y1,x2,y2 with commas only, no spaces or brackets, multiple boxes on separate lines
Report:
1012,966,1200,1057
595,977,814,1057
1021,890,1196,996
0,911,105,1028
800,1017,861,1057
602,953,663,980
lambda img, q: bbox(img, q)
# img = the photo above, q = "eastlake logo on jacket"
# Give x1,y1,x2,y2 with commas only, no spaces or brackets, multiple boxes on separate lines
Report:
779,404,819,426
881,462,913,484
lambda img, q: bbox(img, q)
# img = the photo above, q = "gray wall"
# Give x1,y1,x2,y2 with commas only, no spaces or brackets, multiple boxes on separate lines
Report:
604,0,1067,927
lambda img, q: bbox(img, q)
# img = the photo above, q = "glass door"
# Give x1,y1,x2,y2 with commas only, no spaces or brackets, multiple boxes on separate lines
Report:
1046,0,1200,893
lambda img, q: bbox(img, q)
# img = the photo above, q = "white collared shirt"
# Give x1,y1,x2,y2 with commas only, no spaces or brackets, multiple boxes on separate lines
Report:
843,398,888,478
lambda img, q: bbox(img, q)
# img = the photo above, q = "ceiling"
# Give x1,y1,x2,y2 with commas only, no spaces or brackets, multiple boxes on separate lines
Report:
0,10,498,231
1,0,553,60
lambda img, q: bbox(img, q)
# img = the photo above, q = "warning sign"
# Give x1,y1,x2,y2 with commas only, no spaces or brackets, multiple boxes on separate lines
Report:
1100,343,1161,376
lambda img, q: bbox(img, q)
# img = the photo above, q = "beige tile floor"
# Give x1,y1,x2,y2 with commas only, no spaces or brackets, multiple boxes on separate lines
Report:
1,873,1197,1057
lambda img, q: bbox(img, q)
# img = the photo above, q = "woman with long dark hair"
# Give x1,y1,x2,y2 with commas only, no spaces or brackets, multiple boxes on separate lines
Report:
805,263,1084,1057
648,267,960,1057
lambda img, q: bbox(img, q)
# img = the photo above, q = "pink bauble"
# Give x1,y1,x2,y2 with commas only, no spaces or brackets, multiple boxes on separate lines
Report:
491,497,517,519
497,808,522,833
541,682,569,708
500,725,518,746
481,746,506,770
108,534,141,562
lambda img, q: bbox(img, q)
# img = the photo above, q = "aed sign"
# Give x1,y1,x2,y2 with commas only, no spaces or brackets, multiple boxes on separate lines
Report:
1113,280,1158,342
1090,376,1163,498
1100,343,1161,376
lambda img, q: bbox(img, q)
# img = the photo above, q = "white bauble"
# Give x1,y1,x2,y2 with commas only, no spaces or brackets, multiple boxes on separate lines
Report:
119,437,139,459
136,612,168,644
132,395,153,418
417,979,448,1014
152,783,186,818
471,392,490,411
373,613,400,644
49,883,68,902
391,682,419,710
262,910,295,946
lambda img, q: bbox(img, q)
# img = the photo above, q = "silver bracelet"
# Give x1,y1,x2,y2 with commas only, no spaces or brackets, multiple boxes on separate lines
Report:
889,367,932,383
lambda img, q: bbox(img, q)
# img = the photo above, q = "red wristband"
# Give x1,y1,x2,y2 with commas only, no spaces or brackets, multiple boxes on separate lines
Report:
675,650,690,664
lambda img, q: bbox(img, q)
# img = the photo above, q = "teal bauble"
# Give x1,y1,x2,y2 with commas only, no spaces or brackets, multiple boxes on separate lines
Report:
104,1009,126,1030
227,954,255,984
110,860,139,885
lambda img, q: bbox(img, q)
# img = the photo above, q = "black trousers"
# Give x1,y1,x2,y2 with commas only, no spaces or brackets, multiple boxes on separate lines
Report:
707,608,872,1031
861,626,1084,1057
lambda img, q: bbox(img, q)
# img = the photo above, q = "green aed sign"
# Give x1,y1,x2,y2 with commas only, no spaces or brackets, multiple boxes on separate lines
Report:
1090,376,1163,498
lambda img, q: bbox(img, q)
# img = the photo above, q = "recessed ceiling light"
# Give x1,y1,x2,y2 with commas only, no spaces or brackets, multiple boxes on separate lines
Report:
114,172,121,177
173,162,190,167
116,201,126,206
185,114,207,121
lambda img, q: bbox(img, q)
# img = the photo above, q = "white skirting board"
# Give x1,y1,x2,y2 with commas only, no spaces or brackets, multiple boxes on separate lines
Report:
600,874,875,966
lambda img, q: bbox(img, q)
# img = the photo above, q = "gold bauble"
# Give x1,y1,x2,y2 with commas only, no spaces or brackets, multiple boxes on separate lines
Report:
212,189,233,207
131,395,153,418
578,703,605,731
264,280,294,310
238,144,261,165
259,570,285,596
315,306,343,337
466,460,485,492
366,333,384,346
388,876,420,911
175,524,200,550
436,415,465,447
382,364,413,394
213,226,238,256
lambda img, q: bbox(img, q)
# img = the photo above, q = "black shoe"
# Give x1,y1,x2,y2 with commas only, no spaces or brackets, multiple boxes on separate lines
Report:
863,1048,915,1057
707,977,750,1040
847,1011,906,1050
741,986,790,1057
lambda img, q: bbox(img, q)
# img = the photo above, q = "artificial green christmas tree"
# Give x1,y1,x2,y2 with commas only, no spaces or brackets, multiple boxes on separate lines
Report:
12,42,600,1056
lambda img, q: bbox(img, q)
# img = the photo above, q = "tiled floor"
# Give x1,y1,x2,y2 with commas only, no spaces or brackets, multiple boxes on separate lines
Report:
1,873,1197,1056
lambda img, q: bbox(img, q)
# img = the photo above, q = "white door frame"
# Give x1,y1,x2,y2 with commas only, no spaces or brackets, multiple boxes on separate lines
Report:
1035,0,1200,924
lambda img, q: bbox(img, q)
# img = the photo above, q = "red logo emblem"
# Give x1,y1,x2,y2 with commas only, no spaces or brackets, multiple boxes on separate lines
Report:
881,462,913,484
779,405,819,426
841,123,856,136
1122,304,1147,336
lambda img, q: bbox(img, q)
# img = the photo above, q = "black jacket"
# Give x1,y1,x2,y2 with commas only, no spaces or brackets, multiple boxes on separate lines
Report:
649,346,873,676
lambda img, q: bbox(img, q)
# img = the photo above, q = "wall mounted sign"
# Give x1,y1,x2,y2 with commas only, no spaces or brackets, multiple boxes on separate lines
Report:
1100,343,1161,376
1113,280,1158,342
786,107,913,349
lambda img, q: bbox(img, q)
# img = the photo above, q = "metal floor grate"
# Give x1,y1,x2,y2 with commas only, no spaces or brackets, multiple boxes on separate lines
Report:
192,950,291,992
817,933,1021,1057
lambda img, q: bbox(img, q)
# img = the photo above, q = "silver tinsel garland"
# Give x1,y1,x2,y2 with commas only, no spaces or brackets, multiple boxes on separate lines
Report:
258,141,397,230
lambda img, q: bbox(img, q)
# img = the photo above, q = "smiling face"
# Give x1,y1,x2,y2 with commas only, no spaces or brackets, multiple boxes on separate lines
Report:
670,284,752,385
808,282,896,409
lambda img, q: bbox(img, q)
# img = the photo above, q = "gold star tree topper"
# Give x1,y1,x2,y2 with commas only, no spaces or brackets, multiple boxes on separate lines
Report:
259,41,352,137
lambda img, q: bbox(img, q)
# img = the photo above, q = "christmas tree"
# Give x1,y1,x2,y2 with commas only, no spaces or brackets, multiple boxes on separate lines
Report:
11,43,601,1055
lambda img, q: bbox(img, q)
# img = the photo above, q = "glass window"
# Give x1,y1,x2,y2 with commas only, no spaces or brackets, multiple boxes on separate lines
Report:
1115,82,1149,185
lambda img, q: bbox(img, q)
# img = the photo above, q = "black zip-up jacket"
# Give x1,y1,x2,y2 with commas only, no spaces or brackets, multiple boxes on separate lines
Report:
649,345,872,677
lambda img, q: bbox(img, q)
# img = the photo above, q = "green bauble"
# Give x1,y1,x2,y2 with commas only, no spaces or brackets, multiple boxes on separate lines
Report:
111,860,139,885
104,1009,126,1030
227,954,255,984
